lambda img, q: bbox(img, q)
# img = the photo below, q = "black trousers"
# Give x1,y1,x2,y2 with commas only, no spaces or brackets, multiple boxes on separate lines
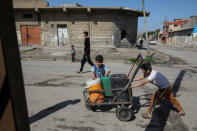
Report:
80,54,94,72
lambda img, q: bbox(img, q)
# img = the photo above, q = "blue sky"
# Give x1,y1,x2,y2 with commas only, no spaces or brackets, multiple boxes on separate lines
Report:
45,0,197,33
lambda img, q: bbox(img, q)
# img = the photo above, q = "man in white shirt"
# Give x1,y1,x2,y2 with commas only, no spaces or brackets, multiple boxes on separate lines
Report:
131,62,185,119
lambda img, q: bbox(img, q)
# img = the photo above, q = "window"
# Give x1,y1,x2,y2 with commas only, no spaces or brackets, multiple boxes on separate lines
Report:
22,14,33,19
57,24,67,28
121,30,127,40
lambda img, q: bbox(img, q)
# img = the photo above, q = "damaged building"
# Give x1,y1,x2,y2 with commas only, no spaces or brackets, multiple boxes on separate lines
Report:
162,15,197,46
14,0,149,48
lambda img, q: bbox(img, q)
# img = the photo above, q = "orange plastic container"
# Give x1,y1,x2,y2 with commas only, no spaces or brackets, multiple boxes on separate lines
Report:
86,79,104,103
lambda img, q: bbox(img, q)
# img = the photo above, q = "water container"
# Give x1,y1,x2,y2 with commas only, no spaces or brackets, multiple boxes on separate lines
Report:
110,74,129,102
86,78,104,103
101,76,113,96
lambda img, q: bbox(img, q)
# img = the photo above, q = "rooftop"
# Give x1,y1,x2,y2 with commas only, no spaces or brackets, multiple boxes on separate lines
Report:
164,19,189,26
13,1,149,16
14,6,150,16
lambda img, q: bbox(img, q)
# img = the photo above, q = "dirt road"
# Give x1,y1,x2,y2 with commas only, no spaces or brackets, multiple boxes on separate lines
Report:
22,53,197,131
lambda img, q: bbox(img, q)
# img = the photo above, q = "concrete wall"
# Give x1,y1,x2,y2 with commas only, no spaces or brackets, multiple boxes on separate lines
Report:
15,9,138,48
113,12,138,47
167,29,193,46
13,0,48,8
163,16,197,47
169,36,192,45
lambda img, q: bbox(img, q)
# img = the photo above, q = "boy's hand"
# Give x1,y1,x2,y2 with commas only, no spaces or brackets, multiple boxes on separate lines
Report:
92,77,96,80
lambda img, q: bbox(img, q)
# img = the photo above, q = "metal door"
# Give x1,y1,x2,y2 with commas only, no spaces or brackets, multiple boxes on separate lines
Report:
21,26,41,45
57,25,68,46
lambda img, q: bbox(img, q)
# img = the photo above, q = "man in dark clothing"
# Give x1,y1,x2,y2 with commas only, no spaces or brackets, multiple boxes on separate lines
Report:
77,31,94,74
137,38,143,49
140,38,143,48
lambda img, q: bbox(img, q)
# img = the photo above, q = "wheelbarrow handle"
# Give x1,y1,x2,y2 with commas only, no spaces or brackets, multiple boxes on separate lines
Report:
112,53,143,102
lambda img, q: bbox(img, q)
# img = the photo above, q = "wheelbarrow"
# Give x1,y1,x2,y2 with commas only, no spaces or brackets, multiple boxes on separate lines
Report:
83,54,143,122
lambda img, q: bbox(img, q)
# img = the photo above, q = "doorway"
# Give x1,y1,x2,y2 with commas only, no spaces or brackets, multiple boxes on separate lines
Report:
57,24,68,46
21,26,41,45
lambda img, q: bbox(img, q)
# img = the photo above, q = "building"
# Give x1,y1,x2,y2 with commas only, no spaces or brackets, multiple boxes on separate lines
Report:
14,0,149,48
162,15,197,45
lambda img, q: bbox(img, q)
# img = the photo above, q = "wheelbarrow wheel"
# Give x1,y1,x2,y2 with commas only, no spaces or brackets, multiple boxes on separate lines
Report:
85,98,97,111
85,104,92,110
91,106,97,112
85,104,97,112
116,106,133,122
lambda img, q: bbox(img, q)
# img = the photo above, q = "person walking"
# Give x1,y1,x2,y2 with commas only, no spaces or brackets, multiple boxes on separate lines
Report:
140,38,143,49
77,31,94,74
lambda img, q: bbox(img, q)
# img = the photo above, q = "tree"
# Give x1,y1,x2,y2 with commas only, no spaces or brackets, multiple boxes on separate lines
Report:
142,29,160,40
154,29,160,40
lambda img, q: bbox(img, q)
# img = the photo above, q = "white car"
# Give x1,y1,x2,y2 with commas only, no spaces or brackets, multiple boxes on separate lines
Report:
149,40,156,45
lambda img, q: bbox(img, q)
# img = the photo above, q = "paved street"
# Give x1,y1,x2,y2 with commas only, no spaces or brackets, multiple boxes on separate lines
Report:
22,45,197,131
151,44,197,72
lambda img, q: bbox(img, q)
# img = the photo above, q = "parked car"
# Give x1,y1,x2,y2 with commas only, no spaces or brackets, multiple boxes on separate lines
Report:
149,40,156,45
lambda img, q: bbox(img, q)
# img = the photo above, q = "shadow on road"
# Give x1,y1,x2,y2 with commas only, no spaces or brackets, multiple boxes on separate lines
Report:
29,99,81,124
172,70,185,97
82,71,91,74
145,70,186,131
132,95,151,114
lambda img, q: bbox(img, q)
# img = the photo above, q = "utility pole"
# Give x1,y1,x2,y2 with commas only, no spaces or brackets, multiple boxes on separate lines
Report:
142,0,150,54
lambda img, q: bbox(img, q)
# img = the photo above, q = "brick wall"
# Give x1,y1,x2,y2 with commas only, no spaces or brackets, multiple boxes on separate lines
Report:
41,11,69,46
91,11,113,46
